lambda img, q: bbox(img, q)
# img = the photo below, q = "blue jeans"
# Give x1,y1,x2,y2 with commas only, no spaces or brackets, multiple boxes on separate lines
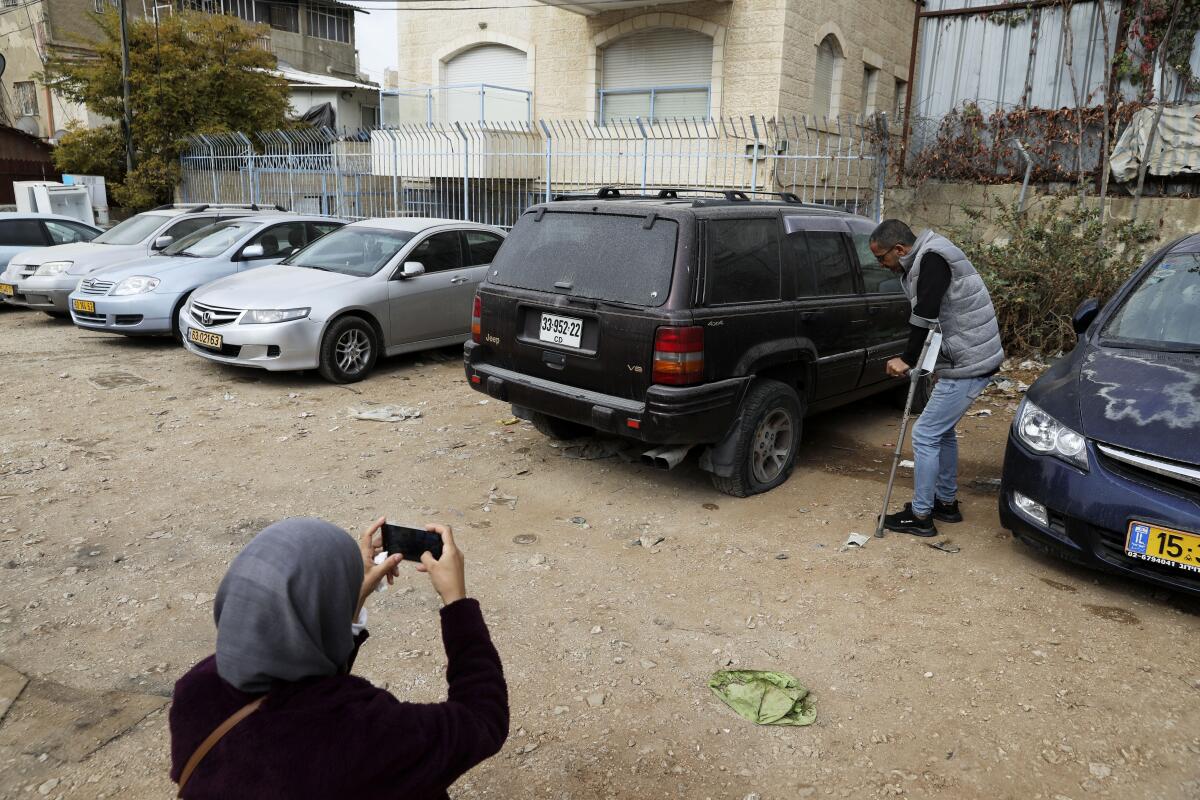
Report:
910,375,992,517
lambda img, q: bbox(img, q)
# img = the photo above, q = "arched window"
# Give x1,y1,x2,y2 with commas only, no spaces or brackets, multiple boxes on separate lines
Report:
600,28,713,123
813,35,844,119
442,44,529,122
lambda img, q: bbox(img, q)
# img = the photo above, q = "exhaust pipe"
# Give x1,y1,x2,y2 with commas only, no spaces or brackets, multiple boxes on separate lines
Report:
641,444,691,470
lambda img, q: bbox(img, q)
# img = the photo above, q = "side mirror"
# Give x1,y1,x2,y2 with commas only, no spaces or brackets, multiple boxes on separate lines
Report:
152,235,174,251
1071,297,1101,336
400,261,426,279
241,244,265,260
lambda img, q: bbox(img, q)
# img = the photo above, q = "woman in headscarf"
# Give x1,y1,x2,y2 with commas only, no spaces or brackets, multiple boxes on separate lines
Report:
169,517,508,799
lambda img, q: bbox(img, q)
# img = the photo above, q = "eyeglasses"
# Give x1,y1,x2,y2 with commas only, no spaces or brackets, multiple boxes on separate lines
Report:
874,244,899,264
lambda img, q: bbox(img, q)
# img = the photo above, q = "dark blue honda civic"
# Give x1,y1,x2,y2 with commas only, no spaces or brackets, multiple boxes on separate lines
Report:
999,233,1200,596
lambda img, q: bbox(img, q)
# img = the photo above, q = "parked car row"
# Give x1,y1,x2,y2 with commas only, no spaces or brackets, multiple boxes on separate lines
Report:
3,193,1197,599
1,204,507,383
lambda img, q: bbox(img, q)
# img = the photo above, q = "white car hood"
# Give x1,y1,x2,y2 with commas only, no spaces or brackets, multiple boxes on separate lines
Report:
194,265,362,309
8,241,145,274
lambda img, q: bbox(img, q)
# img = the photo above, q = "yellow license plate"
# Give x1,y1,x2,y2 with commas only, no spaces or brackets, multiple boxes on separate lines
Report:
72,299,95,313
188,329,223,350
0,283,13,296
1126,521,1200,573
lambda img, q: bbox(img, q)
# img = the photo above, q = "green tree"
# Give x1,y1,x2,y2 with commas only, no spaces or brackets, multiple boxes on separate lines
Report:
43,10,290,209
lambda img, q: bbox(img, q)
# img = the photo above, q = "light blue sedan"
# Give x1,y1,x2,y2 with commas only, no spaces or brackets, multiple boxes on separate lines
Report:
0,212,101,303
67,214,344,337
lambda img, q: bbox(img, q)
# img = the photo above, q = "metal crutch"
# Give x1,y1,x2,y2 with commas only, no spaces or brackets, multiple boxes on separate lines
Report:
875,329,936,538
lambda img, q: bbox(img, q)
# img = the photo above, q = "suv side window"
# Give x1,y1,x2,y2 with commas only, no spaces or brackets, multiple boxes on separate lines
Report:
0,219,49,246
850,230,903,293
408,231,463,273
43,220,97,244
705,218,781,304
247,222,308,258
800,231,855,296
164,216,218,242
463,231,504,266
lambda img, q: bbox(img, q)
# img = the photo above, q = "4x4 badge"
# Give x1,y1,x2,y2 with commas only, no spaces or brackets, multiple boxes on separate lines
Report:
708,320,724,326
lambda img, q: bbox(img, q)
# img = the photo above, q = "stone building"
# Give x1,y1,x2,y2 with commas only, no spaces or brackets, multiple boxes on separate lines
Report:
0,0,379,141
388,0,917,124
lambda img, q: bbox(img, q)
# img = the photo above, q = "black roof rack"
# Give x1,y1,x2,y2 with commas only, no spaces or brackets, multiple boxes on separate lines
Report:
148,203,288,213
548,187,840,211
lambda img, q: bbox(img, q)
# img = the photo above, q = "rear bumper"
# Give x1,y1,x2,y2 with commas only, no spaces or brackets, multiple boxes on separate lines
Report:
999,432,1200,597
464,342,747,444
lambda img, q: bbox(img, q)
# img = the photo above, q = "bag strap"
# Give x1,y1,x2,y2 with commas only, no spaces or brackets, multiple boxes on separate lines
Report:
177,696,265,797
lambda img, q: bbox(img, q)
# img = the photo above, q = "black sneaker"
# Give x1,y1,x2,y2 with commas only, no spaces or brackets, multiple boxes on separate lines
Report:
882,503,939,537
933,498,963,523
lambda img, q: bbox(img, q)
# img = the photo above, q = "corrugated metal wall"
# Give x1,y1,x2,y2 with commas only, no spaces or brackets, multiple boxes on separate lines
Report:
913,0,1200,125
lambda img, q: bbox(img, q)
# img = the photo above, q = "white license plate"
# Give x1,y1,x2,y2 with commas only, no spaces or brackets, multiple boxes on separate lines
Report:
538,312,583,348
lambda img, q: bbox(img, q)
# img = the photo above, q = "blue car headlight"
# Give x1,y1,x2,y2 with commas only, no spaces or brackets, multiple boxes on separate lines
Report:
244,308,310,324
112,276,160,295
1015,398,1089,470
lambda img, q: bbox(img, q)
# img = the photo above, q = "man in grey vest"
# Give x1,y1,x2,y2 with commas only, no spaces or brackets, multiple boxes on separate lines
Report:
869,220,1005,536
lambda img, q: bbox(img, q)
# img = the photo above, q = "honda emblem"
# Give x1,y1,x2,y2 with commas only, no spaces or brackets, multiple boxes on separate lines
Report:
202,311,213,326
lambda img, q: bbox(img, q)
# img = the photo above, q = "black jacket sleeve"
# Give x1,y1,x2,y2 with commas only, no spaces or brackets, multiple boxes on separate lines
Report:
901,252,952,366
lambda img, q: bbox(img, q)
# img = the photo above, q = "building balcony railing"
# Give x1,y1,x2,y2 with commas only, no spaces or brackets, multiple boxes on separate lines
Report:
381,84,532,126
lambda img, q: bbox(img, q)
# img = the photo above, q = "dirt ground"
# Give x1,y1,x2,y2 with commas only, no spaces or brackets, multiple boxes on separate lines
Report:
1,305,1197,800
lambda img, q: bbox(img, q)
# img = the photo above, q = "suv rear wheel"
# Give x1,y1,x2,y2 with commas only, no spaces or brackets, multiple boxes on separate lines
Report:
710,379,803,497
318,316,378,383
530,411,590,441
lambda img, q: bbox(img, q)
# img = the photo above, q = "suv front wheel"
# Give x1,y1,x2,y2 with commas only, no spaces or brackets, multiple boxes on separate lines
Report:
710,379,803,497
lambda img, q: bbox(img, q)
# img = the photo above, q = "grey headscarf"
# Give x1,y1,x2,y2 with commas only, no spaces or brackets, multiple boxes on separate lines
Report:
214,517,363,693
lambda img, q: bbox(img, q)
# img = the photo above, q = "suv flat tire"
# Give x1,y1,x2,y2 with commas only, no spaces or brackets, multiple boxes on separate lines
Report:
710,379,803,497
318,316,379,384
530,411,590,441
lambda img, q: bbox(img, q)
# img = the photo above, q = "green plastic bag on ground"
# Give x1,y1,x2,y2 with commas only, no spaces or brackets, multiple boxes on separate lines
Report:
708,670,817,726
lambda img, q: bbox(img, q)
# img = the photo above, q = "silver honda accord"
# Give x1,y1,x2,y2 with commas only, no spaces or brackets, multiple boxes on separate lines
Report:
179,217,506,383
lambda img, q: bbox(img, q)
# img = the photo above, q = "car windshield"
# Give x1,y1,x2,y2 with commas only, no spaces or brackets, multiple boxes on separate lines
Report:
93,213,169,245
1102,253,1200,352
164,220,256,258
282,226,415,276
488,211,678,307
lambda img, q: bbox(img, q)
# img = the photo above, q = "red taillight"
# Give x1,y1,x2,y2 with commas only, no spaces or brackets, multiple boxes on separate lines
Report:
652,325,704,385
471,295,482,343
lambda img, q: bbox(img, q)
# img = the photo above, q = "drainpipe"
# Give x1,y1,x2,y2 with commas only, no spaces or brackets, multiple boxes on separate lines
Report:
1012,138,1032,213
43,86,56,140
898,0,922,186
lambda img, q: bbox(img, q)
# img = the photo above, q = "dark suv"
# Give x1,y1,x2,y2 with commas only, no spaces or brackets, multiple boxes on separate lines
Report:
464,189,914,496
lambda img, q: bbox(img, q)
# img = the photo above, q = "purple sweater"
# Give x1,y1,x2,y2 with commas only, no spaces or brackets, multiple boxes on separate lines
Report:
169,599,508,799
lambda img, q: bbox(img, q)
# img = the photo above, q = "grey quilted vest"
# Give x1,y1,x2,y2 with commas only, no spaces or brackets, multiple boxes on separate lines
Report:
899,229,1005,378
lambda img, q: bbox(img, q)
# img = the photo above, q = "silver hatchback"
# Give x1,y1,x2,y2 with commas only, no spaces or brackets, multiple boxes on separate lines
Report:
180,218,506,383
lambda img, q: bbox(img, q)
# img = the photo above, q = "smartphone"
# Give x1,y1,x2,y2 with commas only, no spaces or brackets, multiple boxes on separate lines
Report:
381,523,444,562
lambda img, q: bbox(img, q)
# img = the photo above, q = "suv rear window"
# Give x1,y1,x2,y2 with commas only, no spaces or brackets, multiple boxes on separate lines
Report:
488,212,677,307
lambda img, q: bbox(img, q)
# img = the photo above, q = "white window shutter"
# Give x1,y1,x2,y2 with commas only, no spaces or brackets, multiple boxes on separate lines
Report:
443,45,529,122
814,38,836,118
601,28,712,121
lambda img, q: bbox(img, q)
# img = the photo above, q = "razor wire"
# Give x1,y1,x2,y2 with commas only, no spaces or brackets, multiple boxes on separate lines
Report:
179,114,892,226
